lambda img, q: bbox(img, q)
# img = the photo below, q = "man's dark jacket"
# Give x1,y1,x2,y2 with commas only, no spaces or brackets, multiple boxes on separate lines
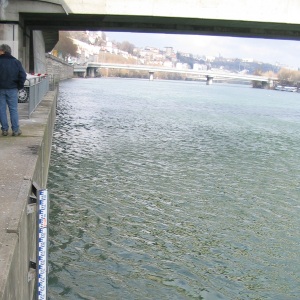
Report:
0,53,26,89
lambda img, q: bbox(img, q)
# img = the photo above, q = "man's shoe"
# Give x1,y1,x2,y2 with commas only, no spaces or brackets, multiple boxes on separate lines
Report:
2,130,8,136
12,129,22,136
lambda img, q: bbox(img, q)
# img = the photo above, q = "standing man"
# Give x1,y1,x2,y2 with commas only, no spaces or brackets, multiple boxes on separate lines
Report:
0,44,26,136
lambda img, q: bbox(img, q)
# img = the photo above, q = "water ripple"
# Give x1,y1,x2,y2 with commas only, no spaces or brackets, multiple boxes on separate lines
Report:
48,79,300,300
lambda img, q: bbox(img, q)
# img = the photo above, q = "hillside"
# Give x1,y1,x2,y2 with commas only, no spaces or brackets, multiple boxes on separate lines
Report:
53,31,300,86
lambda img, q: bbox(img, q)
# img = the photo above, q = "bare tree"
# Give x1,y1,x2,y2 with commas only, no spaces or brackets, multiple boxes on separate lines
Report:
53,31,78,59
117,41,135,55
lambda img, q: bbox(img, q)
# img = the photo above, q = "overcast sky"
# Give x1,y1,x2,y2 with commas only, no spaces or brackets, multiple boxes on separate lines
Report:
105,31,300,69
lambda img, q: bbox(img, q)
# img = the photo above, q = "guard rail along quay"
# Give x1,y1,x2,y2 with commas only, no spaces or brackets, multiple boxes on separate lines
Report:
18,74,51,117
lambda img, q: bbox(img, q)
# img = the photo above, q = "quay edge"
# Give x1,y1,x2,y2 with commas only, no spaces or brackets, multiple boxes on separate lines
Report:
0,89,58,300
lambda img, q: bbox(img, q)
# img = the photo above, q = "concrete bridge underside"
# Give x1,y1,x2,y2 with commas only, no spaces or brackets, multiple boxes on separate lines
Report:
2,0,300,66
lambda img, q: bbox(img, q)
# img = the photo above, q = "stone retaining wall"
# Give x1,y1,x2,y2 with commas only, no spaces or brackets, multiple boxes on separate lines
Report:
46,54,73,85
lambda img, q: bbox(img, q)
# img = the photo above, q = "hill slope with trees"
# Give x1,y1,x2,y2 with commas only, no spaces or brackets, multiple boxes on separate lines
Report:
52,31,300,88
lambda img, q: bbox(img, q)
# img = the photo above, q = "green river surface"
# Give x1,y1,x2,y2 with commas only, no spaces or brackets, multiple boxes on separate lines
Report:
47,78,300,300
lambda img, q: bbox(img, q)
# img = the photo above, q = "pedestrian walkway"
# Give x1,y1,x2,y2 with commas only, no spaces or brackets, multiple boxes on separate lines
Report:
0,91,57,299
0,103,38,235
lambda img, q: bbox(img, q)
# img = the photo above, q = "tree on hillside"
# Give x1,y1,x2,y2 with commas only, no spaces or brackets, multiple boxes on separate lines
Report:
69,31,107,47
116,41,135,54
176,52,195,68
279,69,289,84
53,31,78,59
277,68,300,86
94,31,107,45
263,70,277,78
69,31,90,44
97,52,137,64
117,41,135,54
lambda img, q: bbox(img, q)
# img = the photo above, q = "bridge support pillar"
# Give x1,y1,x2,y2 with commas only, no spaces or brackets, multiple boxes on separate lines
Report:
268,79,274,89
0,23,30,70
206,76,213,85
87,67,96,78
149,72,154,81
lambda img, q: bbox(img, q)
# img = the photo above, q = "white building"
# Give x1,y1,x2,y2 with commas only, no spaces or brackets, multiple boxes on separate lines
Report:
205,56,215,62
193,63,207,71
163,60,173,68
71,38,101,61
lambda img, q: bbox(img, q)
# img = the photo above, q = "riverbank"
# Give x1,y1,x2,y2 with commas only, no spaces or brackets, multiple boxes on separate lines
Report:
0,89,58,300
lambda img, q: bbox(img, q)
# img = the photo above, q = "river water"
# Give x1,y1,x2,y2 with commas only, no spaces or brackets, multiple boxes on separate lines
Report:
48,78,300,300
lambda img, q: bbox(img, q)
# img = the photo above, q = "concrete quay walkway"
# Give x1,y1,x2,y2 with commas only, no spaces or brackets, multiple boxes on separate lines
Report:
0,90,57,300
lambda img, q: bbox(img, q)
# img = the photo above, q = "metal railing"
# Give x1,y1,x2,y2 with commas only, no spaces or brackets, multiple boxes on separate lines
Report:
26,75,50,117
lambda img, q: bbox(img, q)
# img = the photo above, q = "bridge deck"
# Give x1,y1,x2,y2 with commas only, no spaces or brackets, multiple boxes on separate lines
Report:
74,63,276,82
6,0,300,53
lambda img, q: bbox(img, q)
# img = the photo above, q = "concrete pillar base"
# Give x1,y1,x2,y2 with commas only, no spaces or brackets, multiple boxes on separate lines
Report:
87,67,96,78
206,76,213,85
149,71,154,81
268,79,274,89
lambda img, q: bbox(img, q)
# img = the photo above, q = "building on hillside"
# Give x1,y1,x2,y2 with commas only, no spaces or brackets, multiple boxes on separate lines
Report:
71,38,101,63
176,63,190,70
193,63,208,71
139,47,162,63
205,56,215,62
164,47,174,57
163,60,173,68
105,41,113,53
178,51,191,58
176,62,183,69
242,58,254,63
118,50,129,59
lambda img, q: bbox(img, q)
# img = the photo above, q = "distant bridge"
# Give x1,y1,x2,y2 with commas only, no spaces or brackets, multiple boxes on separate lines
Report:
74,62,277,86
